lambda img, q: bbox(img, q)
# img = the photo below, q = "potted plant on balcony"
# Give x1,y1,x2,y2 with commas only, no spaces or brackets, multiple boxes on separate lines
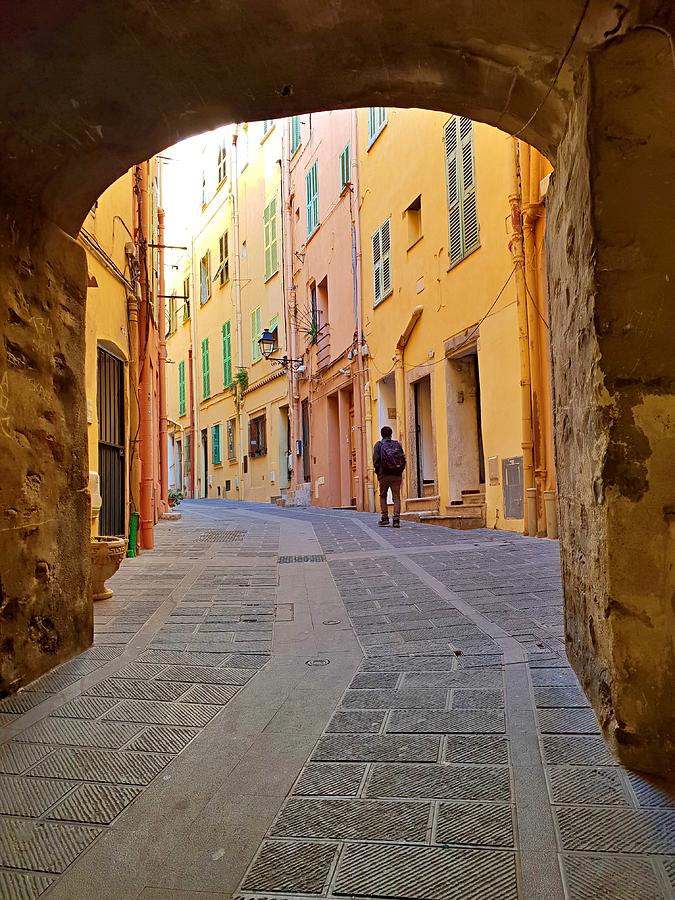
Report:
168,488,183,508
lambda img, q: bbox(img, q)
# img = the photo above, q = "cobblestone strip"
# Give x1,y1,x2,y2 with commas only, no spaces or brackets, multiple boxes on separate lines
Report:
0,515,277,900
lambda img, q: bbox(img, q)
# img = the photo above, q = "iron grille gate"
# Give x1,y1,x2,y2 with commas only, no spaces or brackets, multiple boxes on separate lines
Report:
97,347,125,536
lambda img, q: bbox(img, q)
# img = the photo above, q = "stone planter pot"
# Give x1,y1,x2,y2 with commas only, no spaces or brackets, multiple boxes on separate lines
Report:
90,536,127,601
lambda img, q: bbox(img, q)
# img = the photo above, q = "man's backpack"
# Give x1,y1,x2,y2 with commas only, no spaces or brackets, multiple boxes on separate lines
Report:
380,440,405,475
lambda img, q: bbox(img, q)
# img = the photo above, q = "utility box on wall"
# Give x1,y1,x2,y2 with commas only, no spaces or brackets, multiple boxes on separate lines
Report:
502,456,524,519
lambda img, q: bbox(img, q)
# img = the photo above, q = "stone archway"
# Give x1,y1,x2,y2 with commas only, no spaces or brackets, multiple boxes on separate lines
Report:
0,2,673,776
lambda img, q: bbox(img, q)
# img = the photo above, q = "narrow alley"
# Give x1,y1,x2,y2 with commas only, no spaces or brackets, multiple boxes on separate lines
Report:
0,504,673,900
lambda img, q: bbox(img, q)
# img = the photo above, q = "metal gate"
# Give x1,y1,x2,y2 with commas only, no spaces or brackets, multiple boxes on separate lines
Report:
97,347,125,536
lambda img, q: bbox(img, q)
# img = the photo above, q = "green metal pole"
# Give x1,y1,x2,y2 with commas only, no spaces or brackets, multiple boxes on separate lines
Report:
127,511,139,558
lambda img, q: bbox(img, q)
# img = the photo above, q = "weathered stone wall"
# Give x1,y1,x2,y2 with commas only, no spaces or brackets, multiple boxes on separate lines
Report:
548,32,675,777
0,218,92,694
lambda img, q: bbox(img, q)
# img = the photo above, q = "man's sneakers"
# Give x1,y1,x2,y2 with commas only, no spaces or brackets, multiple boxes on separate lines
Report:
378,517,390,527
392,519,401,528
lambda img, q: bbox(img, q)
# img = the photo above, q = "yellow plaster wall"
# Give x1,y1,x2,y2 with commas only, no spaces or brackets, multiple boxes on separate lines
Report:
358,107,525,530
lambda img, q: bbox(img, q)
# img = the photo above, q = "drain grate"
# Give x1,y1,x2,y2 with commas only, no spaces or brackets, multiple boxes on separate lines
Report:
198,531,246,542
279,554,326,563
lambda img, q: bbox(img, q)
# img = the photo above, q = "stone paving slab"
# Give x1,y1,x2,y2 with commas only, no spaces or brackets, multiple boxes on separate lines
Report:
1,501,673,900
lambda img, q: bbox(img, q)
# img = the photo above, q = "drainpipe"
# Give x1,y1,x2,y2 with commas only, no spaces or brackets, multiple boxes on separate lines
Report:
508,138,535,536
157,207,169,514
280,120,299,495
188,344,195,498
350,108,368,512
231,128,245,500
126,282,141,543
363,380,376,512
189,231,200,499
135,162,155,550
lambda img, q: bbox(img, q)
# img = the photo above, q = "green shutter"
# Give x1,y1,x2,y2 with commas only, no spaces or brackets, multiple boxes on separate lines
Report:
222,321,232,387
368,108,387,145
445,116,479,266
251,308,262,361
291,116,301,155
201,337,210,398
264,199,278,279
178,360,186,416
339,144,351,191
306,162,318,237
212,424,221,465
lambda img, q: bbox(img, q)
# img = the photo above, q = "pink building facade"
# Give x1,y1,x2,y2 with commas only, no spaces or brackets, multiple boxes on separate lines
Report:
284,110,369,510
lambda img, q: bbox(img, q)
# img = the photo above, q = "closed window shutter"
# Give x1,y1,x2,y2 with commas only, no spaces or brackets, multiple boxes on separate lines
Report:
339,144,350,191
268,198,278,275
251,308,262,361
306,163,318,236
222,321,232,387
201,338,210,398
460,118,479,253
212,425,221,465
381,219,392,298
372,227,382,305
263,202,271,279
291,116,301,154
445,118,463,266
178,361,185,416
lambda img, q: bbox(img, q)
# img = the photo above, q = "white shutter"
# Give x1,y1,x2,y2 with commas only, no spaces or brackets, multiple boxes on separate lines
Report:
381,219,392,298
372,228,382,305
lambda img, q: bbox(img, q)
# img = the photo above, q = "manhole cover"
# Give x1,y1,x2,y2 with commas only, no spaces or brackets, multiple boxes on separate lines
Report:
305,658,330,667
322,619,341,625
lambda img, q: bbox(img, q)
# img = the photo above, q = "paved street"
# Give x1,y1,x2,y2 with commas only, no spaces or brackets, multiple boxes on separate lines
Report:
0,501,673,900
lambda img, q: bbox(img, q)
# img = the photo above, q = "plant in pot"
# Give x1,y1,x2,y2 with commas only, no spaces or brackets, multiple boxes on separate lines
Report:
168,488,183,508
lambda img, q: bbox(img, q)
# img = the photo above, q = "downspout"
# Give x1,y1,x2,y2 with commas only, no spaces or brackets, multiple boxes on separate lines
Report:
363,381,376,512
126,269,141,547
231,128,246,500
189,231,200,499
508,138,535,536
157,206,169,514
350,107,369,512
135,162,155,550
521,144,549,535
280,120,299,493
395,305,423,504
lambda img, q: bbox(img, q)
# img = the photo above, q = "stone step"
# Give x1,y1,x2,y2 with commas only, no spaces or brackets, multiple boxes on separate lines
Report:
419,514,485,530
405,495,440,512
444,503,486,517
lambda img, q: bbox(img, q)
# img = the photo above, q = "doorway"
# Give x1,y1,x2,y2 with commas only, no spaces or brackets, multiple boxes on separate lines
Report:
445,348,485,501
301,399,311,483
201,428,208,498
413,375,435,498
97,347,125,536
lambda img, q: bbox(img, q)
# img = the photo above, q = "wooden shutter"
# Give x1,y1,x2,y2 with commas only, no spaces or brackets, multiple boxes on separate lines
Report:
459,117,479,253
264,198,277,277
212,424,221,465
340,144,350,191
251,308,262,361
445,118,463,266
306,163,318,236
201,338,210,398
178,360,185,416
372,227,383,305
381,219,392,298
222,321,232,387
291,116,301,154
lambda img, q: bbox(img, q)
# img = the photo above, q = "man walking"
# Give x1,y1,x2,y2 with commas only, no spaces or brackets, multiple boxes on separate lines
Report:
373,426,406,527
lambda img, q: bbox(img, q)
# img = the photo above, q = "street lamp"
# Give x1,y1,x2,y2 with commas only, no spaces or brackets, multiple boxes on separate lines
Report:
258,329,305,373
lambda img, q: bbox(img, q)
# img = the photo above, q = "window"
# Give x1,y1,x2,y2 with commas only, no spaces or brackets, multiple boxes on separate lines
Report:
212,424,222,465
222,321,232,387
251,307,262,362
201,337,210,399
339,144,351,192
444,116,479,266
199,252,211,304
263,198,279,280
309,282,318,343
217,232,229,285
185,432,191,475
178,360,186,416
166,291,176,337
306,161,319,237
405,195,422,247
182,276,191,320
262,119,274,136
248,414,267,458
372,218,392,306
290,116,301,155
217,140,227,184
227,419,236,460
367,107,387,146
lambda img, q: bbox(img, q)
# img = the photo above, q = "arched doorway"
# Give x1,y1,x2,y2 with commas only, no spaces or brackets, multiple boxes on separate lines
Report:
0,3,672,776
